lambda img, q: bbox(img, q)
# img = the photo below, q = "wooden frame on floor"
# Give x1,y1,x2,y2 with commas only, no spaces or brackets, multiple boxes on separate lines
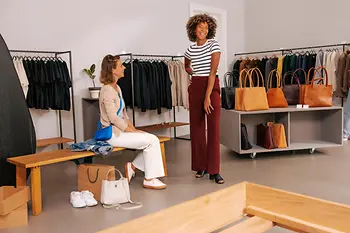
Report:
97,182,350,233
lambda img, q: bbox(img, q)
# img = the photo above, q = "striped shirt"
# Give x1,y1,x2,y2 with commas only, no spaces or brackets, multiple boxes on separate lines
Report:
184,39,221,77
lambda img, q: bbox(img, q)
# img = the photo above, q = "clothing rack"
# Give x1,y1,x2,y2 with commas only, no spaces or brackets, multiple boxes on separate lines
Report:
9,49,77,148
114,53,190,140
234,42,350,107
234,43,350,56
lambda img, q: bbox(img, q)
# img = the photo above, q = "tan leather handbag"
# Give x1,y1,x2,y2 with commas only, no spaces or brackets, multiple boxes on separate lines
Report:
241,68,269,111
234,68,250,111
304,66,333,107
266,69,288,108
271,122,287,148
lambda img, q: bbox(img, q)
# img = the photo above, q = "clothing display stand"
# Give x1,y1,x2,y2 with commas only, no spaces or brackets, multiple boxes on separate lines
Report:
220,107,343,159
235,42,350,106
114,53,191,141
9,49,77,148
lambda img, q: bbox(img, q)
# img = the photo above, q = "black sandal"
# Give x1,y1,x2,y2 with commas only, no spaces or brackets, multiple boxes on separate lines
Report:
195,170,207,178
209,174,225,184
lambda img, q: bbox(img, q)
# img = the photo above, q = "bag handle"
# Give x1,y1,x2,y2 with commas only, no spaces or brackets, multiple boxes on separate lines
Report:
311,66,329,87
282,71,300,86
307,67,322,85
248,67,264,87
293,68,307,84
266,69,281,90
87,168,99,183
223,70,239,87
239,68,251,88
104,168,124,180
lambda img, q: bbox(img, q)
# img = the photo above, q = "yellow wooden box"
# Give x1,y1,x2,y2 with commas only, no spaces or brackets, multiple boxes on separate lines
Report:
98,182,350,233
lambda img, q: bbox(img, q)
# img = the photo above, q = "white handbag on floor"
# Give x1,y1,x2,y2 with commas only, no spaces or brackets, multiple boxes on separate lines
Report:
100,168,142,210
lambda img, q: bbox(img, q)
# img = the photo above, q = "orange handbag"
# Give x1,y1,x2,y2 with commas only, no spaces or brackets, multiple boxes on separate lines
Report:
304,66,332,107
270,122,287,148
299,67,321,104
235,68,250,111
266,69,288,108
241,68,269,111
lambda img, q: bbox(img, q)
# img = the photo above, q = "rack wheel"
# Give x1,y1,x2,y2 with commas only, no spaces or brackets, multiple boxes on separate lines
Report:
250,153,257,159
309,148,315,154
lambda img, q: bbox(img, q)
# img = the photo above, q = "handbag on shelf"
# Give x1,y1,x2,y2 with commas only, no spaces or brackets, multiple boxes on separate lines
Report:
266,69,288,108
282,71,301,105
100,168,142,210
271,123,287,148
235,68,250,111
221,70,239,109
241,123,252,150
304,66,333,107
241,68,269,111
257,123,276,150
294,68,309,105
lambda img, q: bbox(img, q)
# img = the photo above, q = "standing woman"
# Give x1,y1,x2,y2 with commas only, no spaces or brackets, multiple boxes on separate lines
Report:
184,14,224,184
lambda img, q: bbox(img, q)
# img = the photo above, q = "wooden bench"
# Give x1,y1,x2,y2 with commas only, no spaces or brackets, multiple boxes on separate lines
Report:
98,182,350,233
7,136,171,216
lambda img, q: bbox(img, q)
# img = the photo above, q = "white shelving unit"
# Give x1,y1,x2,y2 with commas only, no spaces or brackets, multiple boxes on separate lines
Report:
220,106,344,159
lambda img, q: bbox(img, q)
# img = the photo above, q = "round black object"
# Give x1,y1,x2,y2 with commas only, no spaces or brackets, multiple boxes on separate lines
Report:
0,34,36,186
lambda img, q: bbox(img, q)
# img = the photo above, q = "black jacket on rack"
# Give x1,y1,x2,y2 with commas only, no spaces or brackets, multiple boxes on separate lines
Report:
119,59,172,114
22,58,71,111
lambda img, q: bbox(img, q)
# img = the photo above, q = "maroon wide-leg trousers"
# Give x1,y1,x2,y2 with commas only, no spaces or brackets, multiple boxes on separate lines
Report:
188,76,221,175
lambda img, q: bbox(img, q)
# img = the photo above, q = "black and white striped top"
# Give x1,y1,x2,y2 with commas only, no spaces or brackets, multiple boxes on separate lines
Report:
184,39,221,77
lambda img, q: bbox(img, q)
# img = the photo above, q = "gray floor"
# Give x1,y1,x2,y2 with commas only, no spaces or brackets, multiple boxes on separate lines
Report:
3,139,350,233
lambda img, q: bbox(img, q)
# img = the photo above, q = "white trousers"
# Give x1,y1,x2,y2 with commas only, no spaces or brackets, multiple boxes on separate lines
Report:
107,132,165,179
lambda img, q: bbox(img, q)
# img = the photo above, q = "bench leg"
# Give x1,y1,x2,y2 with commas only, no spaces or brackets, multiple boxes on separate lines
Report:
31,167,42,216
16,166,27,187
160,142,168,176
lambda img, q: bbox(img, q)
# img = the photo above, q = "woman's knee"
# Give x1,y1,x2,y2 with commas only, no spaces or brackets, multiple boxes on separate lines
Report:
145,133,159,144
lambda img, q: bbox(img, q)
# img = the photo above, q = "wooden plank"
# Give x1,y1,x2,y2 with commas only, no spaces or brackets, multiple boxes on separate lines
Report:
160,142,167,176
8,136,171,168
136,122,189,132
31,167,42,216
246,183,350,233
220,216,274,233
16,166,27,187
36,137,74,147
246,206,342,233
98,182,247,233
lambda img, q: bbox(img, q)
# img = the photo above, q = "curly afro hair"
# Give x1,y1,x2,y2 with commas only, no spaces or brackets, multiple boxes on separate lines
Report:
186,14,217,42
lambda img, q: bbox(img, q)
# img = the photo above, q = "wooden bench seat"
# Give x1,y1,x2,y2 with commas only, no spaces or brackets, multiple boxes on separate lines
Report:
7,136,171,216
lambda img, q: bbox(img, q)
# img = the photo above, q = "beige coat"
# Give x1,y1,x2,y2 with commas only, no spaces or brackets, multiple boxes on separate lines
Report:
99,84,129,137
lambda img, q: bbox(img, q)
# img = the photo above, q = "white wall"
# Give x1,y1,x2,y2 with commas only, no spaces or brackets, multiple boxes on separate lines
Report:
244,0,350,52
0,0,245,143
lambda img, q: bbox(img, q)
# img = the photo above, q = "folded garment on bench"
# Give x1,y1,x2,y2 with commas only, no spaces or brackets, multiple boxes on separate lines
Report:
69,139,113,156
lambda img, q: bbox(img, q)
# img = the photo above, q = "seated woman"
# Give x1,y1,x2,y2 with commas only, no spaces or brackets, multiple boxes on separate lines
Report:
98,54,166,190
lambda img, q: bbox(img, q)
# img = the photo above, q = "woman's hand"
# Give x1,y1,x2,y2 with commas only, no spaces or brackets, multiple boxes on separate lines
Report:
204,96,214,114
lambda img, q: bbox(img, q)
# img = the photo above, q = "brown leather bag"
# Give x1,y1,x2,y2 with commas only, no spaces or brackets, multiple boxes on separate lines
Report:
234,68,250,111
257,123,276,149
304,66,333,107
282,71,301,105
241,68,269,111
271,123,287,148
266,69,288,108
